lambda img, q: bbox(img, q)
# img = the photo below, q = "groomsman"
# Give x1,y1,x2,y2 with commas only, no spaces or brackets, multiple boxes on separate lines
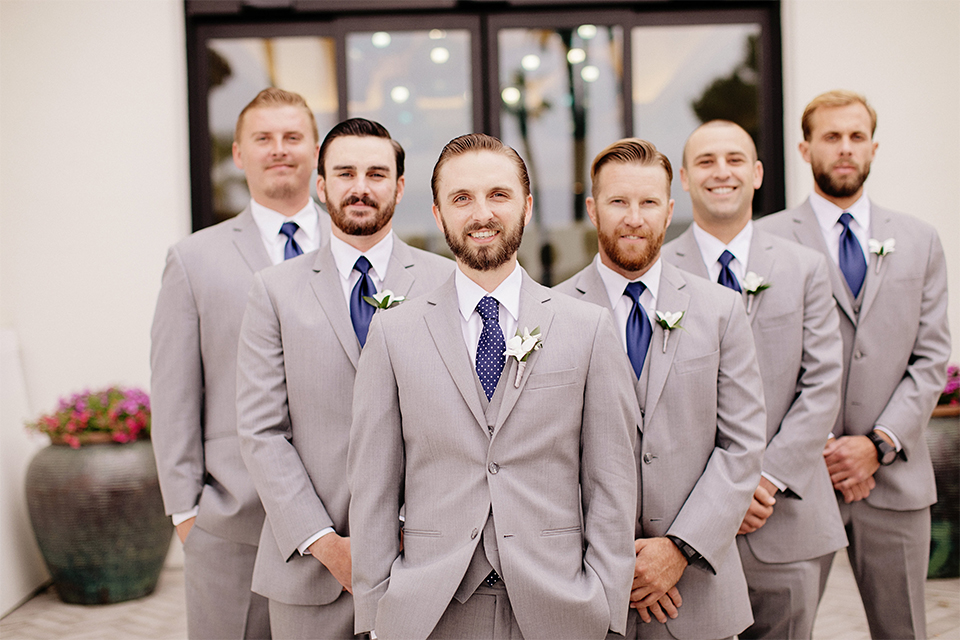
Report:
151,88,330,639
663,120,846,639
236,118,453,638
758,90,950,639
349,133,638,640
556,137,767,640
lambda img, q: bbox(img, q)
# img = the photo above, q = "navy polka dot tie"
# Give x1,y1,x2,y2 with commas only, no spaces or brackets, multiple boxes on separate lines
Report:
717,250,742,292
279,221,303,260
475,296,505,400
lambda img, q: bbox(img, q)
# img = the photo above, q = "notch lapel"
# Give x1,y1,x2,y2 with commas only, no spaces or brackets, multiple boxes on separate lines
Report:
642,263,690,423
231,208,272,273
423,278,487,430
665,226,710,279
493,275,555,436
745,231,776,323
859,205,894,320
309,247,362,368
381,239,417,299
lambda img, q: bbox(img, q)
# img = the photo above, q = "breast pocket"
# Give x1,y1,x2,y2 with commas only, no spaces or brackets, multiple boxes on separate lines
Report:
673,350,719,375
525,367,579,390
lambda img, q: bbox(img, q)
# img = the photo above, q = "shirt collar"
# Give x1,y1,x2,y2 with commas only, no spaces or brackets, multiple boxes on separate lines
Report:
595,254,662,309
249,198,320,244
692,220,753,268
456,262,522,324
810,190,871,235
329,231,395,283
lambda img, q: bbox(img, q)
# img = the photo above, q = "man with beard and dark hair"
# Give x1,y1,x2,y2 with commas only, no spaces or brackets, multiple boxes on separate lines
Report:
349,133,638,640
556,137,767,640
236,118,453,639
758,91,950,639
152,87,330,640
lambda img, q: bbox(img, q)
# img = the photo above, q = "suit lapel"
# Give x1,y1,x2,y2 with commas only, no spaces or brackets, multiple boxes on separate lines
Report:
309,247,362,368
642,263,690,422
231,208,272,273
381,239,417,299
424,278,487,430
666,227,710,279
493,274,555,435
787,201,857,325
859,204,894,319
745,231,776,323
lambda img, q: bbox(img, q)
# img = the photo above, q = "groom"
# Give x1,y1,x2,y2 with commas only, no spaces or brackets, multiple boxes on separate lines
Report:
348,133,639,640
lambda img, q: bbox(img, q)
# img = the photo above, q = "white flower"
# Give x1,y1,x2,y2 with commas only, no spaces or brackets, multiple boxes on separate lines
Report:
363,290,406,310
654,311,684,353
868,238,895,273
742,272,770,314
507,327,543,387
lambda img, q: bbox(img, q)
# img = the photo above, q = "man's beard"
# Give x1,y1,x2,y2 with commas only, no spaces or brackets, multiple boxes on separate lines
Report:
327,191,396,236
597,221,665,274
812,157,871,199
442,210,525,272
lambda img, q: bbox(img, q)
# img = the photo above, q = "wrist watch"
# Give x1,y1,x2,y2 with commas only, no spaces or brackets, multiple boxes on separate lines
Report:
667,535,700,564
868,432,898,466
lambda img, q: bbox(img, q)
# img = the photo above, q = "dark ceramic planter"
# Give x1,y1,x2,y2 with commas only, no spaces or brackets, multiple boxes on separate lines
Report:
927,405,960,579
25,439,173,604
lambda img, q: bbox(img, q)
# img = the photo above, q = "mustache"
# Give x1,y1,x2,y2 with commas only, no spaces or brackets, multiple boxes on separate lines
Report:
340,195,379,209
463,220,504,235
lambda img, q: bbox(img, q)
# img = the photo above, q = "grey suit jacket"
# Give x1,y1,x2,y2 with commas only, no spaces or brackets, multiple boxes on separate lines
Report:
348,271,639,640
757,200,951,511
151,205,330,545
664,227,847,563
235,238,454,606
556,259,767,639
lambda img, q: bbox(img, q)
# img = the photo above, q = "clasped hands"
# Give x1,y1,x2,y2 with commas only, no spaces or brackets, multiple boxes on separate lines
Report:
631,537,685,623
824,434,881,503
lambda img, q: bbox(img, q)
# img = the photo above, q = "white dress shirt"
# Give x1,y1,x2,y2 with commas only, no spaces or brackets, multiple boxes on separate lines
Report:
455,263,522,365
250,198,324,266
594,255,660,354
692,220,753,285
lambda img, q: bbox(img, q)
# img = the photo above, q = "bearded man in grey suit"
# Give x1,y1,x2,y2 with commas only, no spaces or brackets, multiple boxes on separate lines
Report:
151,88,330,639
662,120,846,639
555,138,767,640
235,118,453,639
348,133,638,640
757,90,951,640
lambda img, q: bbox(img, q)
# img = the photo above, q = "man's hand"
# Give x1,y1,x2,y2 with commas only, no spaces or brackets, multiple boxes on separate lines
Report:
630,537,687,614
824,435,881,502
634,586,682,624
308,533,353,593
175,517,196,544
738,476,777,534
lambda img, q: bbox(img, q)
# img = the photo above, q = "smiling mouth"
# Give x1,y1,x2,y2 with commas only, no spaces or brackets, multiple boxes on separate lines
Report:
469,229,499,240
707,186,736,194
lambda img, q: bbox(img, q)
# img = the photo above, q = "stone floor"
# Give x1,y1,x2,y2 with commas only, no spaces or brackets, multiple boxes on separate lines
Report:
1,552,957,639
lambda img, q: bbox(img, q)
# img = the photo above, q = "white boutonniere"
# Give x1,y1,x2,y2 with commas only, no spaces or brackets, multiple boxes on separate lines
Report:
868,238,895,273
505,326,543,387
654,311,684,353
363,290,406,310
742,271,771,315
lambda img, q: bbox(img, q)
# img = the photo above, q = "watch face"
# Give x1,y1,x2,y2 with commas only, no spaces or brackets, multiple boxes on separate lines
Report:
880,447,897,465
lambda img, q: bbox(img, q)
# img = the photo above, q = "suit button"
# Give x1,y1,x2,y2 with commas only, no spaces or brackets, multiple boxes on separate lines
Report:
488,462,499,474
643,453,656,464
471,528,479,540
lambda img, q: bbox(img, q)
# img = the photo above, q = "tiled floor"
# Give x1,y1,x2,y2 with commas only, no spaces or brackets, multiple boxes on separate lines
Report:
1,552,957,639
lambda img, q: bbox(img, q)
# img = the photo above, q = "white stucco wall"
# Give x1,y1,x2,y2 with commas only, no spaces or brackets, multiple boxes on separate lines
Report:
0,0,956,616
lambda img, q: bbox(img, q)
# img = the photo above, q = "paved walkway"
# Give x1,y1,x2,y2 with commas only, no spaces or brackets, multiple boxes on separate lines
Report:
1,552,957,639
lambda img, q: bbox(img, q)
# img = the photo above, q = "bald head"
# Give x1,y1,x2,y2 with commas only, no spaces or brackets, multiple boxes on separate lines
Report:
683,120,757,168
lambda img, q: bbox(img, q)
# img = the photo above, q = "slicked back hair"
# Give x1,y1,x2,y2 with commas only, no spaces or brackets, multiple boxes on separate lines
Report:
431,133,530,205
802,90,877,141
591,138,673,197
234,87,318,144
317,118,405,178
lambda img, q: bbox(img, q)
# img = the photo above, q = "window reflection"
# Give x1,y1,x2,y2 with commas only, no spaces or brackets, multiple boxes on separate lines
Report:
347,29,472,243
207,37,338,223
632,23,762,233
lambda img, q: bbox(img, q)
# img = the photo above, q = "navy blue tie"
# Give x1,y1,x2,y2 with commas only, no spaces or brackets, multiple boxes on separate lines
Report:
349,256,376,347
838,212,866,297
475,296,505,400
624,282,652,379
279,222,303,260
717,250,742,292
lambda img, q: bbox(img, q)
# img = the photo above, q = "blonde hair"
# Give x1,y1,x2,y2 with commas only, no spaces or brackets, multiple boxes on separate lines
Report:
591,138,672,197
801,90,877,141
234,87,319,143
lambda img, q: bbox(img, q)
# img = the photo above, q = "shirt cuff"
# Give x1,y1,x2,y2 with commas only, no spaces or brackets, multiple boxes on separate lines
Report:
874,426,902,451
298,527,335,556
761,472,787,493
172,506,199,526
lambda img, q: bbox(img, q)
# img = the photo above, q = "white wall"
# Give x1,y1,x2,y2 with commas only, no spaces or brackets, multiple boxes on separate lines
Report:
782,0,960,361
0,0,190,614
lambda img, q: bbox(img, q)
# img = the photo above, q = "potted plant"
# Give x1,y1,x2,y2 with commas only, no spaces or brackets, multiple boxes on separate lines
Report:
24,386,172,604
928,364,959,579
